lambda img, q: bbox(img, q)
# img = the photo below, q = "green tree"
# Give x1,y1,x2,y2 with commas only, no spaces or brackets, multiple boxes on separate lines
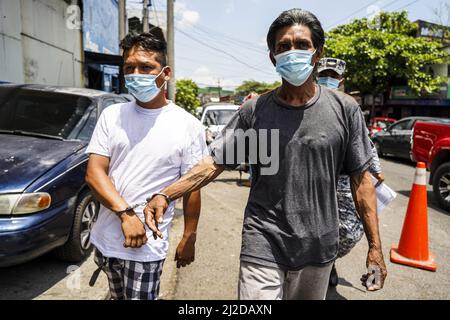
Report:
235,80,281,96
325,11,448,96
176,79,201,114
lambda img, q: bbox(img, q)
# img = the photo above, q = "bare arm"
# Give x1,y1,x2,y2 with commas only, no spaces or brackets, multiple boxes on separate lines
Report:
350,170,387,291
85,154,129,213
144,156,224,238
85,154,147,248
175,191,201,268
163,156,225,200
182,191,201,239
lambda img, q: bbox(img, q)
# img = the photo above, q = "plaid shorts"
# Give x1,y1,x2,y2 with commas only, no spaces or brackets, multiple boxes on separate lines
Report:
94,248,165,300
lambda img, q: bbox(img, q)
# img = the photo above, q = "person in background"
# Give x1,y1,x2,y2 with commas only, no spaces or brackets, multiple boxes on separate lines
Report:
317,57,385,287
317,57,346,90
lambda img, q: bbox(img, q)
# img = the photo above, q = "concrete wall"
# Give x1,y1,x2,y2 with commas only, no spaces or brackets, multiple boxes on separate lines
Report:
0,0,84,86
0,0,24,83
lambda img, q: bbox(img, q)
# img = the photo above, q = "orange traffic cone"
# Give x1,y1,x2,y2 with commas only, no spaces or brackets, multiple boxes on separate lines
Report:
390,162,437,271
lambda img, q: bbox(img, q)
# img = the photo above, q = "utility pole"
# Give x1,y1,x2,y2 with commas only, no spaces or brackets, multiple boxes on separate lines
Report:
143,0,149,32
119,0,127,43
218,79,222,98
119,0,127,93
167,0,175,101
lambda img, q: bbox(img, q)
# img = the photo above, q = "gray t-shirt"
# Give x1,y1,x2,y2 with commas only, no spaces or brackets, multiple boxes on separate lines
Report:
209,85,373,271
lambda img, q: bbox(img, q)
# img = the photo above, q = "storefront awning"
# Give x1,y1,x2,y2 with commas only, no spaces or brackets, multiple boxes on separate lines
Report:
386,99,450,107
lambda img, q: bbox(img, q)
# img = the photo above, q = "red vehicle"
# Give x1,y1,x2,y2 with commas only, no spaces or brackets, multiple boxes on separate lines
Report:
368,117,397,137
412,121,450,211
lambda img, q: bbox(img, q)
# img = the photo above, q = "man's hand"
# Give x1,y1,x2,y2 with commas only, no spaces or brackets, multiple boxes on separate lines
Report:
361,247,388,291
144,157,224,240
120,211,148,248
351,170,387,292
144,195,168,240
373,172,385,188
175,232,196,268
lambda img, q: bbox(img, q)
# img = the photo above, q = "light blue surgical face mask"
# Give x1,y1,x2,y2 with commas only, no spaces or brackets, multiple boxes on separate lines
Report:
318,76,341,89
275,49,316,87
125,68,167,103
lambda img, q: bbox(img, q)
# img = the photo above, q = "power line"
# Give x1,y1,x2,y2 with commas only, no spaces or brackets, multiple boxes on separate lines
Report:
325,0,422,30
176,54,244,69
325,0,381,30
176,37,271,74
188,26,268,58
393,0,421,12
176,28,275,77
190,23,268,55
143,1,268,55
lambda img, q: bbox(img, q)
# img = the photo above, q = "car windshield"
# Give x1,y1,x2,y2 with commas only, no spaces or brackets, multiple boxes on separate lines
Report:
0,87,93,139
204,109,236,126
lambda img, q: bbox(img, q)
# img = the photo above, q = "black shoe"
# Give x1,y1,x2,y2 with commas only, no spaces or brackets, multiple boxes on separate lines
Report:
329,263,338,287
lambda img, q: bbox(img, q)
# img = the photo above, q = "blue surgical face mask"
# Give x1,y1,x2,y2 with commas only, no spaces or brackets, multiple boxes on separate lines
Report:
318,76,341,89
275,49,316,87
125,68,167,103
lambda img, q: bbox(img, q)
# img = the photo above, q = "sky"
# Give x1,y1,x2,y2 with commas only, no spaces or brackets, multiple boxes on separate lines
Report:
128,0,449,90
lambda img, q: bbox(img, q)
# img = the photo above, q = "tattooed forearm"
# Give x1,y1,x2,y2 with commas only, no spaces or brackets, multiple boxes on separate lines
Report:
161,156,225,201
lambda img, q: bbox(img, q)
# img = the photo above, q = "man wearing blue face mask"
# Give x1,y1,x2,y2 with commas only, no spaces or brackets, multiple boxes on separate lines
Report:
144,8,387,300
84,33,209,300
317,57,346,90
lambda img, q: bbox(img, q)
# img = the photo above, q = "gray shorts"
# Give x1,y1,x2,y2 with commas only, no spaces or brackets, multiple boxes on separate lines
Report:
238,261,333,300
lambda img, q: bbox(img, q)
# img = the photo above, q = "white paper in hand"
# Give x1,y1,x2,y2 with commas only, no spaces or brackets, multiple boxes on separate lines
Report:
371,175,397,214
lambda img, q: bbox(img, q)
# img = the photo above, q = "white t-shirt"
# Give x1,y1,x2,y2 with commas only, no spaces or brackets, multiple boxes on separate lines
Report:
85,101,208,262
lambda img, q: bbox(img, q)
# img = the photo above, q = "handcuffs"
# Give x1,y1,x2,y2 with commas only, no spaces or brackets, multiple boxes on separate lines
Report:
114,193,172,216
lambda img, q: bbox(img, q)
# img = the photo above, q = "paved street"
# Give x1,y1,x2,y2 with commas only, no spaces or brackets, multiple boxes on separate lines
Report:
0,157,449,300
161,157,450,300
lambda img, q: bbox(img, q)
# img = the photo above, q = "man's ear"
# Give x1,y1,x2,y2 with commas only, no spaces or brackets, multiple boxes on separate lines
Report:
163,66,172,81
269,52,276,67
313,48,323,65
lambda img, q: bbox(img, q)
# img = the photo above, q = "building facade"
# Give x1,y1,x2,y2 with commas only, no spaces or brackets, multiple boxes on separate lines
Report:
0,0,84,87
0,0,122,92
369,21,450,120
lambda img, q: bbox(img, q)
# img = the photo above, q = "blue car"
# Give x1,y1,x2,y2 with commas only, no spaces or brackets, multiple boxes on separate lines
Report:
0,84,130,267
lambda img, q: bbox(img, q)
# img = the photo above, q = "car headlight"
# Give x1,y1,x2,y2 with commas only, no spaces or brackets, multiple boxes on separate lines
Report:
0,193,51,215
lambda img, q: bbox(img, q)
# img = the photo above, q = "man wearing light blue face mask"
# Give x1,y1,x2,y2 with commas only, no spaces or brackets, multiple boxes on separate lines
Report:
84,33,209,300
317,57,346,90
144,8,387,300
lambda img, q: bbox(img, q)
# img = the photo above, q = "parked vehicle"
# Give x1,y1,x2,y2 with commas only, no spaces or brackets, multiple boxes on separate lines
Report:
412,121,450,211
368,117,397,138
195,107,203,120
200,103,239,145
0,84,129,267
372,117,450,160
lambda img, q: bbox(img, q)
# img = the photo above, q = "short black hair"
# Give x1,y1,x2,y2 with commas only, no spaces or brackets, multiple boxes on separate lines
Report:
267,9,325,53
120,32,167,67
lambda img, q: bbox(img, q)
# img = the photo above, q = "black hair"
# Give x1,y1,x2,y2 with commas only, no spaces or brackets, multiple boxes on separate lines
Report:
267,8,325,53
120,32,167,67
